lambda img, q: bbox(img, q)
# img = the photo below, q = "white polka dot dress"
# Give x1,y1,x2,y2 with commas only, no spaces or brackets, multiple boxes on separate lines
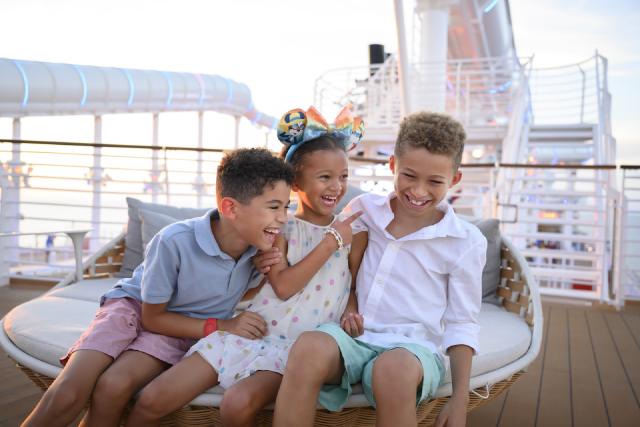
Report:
185,213,351,388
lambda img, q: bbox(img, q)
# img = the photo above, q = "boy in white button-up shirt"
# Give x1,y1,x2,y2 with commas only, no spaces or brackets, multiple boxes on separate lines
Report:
274,112,487,427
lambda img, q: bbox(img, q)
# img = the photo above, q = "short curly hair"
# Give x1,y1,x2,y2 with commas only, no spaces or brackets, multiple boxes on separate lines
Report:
216,148,294,204
395,112,466,170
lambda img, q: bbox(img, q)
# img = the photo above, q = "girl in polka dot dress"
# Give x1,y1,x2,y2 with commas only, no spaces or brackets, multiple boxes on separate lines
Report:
189,108,366,422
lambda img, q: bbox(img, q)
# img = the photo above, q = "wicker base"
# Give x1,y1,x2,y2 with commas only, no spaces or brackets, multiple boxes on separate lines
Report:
15,361,522,426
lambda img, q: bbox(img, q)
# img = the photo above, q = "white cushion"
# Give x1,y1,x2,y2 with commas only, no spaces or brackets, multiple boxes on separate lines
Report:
4,296,98,367
4,281,531,394
442,303,531,384
46,278,119,302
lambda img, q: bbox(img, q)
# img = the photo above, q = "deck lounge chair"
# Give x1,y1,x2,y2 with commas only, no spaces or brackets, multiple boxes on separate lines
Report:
0,197,543,426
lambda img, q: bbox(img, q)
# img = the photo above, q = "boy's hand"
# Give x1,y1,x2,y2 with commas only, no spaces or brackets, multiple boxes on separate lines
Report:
332,211,363,247
340,311,364,337
252,247,282,273
218,312,267,340
434,394,468,427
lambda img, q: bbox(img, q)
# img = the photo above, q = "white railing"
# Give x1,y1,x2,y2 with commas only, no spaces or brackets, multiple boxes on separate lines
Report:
0,138,225,282
314,55,530,133
617,166,640,302
1,142,635,305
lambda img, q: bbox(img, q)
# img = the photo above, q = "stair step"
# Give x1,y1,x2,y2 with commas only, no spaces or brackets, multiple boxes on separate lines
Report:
9,276,58,287
520,248,601,261
507,232,604,243
515,202,605,212
513,217,606,227
530,267,601,280
506,190,606,198
529,124,596,132
514,177,608,184
528,131,594,141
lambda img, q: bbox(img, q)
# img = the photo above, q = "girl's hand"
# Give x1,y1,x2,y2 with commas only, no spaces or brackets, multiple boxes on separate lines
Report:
434,394,468,427
218,312,267,340
340,311,364,337
331,211,363,247
252,247,282,274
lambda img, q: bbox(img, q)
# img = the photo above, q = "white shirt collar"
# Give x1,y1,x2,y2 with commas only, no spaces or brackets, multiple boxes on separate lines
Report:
372,192,467,240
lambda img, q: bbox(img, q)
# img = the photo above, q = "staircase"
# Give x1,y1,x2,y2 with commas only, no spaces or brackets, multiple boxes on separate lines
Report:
500,124,614,301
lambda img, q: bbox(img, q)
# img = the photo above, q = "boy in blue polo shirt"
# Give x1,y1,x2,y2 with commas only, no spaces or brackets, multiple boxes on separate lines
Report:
23,148,294,427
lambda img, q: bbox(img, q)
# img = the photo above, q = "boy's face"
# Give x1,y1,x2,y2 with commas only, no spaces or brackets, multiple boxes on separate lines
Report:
227,180,291,251
389,147,461,219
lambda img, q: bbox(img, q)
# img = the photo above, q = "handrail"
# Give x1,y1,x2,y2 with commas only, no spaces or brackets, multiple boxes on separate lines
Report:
0,138,227,153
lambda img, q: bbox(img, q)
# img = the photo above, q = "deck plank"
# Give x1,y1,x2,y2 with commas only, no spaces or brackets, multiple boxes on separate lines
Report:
535,304,573,427
587,309,640,427
604,313,640,410
495,305,550,427
0,285,46,427
568,307,609,427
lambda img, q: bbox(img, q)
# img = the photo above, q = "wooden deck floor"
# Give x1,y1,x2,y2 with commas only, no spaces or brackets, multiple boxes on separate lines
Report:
1,286,640,427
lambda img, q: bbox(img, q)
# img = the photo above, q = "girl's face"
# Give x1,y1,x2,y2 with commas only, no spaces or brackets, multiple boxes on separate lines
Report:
293,149,349,225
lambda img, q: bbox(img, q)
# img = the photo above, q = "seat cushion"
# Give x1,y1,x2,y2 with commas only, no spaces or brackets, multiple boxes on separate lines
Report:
46,278,119,302
4,282,530,394
442,303,531,383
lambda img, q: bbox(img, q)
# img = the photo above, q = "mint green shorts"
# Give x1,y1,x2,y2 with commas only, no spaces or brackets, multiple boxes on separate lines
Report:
316,323,444,412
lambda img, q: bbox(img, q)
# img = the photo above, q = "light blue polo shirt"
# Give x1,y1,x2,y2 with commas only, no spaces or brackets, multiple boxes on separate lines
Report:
102,209,260,319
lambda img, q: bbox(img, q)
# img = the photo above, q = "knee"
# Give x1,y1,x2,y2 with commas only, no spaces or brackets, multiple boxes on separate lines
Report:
287,331,337,376
131,384,167,421
372,350,422,392
41,379,83,414
93,371,136,403
220,388,257,426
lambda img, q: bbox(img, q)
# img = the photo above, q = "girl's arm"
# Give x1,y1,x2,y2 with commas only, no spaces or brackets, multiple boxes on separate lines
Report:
340,231,368,337
268,212,363,300
141,302,267,340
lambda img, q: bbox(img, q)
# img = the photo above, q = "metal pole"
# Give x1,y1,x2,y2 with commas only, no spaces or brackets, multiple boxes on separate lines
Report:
151,113,160,203
90,115,102,251
2,118,23,285
196,111,205,208
394,0,412,116
234,116,241,149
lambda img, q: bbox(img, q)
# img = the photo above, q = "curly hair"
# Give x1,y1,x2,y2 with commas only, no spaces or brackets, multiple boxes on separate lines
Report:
216,148,294,204
395,112,466,170
280,135,346,177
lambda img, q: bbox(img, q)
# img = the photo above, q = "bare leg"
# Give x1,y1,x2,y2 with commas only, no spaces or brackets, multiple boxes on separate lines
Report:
124,352,219,427
220,371,282,427
79,350,168,427
371,349,423,427
21,350,112,427
273,332,344,427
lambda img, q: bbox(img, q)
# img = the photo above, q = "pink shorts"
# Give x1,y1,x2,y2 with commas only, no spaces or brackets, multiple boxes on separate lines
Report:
61,297,195,366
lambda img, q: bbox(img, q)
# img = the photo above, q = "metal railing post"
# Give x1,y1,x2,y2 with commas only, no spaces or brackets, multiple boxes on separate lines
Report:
151,113,160,203
90,115,103,252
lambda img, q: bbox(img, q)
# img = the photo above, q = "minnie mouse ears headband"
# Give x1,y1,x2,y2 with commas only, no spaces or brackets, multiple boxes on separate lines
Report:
277,106,365,162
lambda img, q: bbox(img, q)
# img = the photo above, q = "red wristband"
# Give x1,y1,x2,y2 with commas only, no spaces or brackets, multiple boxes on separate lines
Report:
203,318,218,336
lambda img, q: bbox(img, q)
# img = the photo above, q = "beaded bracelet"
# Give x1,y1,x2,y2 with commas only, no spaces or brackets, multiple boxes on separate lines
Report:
324,226,344,250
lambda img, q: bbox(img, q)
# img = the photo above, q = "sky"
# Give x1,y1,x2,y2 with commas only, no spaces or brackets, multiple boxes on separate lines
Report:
0,0,638,161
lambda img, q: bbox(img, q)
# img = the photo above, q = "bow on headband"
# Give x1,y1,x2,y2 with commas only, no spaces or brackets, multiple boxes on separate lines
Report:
277,106,365,162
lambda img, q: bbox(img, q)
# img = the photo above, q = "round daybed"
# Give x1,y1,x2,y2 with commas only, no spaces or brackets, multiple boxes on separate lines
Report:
1,211,542,426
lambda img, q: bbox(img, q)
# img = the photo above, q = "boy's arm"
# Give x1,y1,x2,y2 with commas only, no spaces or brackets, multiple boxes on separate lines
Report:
139,232,266,340
437,237,487,426
141,302,267,340
340,231,368,337
267,212,362,300
435,344,473,427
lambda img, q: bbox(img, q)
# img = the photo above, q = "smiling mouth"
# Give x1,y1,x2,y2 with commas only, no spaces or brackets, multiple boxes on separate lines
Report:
263,227,280,242
321,195,338,207
405,193,431,207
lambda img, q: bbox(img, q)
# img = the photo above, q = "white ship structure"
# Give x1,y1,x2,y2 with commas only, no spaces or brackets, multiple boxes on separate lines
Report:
0,0,638,307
